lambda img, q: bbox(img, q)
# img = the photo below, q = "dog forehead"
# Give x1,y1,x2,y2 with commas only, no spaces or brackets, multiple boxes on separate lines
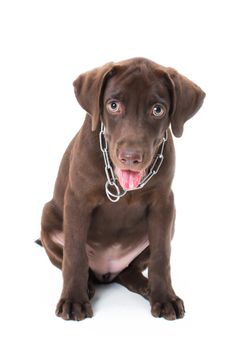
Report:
104,65,168,101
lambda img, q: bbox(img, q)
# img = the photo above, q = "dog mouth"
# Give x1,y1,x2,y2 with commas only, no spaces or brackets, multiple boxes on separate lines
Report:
115,168,145,190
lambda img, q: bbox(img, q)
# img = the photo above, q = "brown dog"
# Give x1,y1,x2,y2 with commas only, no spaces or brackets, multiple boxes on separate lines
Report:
38,57,205,321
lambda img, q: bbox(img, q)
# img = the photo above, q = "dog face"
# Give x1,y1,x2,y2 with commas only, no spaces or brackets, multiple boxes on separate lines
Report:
73,58,205,190
102,63,171,190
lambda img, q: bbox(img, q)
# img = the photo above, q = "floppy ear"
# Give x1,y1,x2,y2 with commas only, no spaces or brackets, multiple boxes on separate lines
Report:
73,62,114,131
166,68,206,137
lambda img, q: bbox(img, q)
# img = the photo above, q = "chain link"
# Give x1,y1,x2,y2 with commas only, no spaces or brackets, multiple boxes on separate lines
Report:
99,122,168,202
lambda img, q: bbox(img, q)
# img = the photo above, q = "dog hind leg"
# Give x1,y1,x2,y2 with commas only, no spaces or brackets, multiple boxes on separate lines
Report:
40,200,64,269
114,247,150,299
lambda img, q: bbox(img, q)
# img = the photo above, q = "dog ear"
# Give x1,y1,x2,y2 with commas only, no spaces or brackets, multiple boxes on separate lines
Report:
73,62,114,131
165,68,206,137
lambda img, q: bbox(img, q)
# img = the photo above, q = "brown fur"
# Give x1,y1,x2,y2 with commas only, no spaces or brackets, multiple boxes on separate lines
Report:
39,57,205,321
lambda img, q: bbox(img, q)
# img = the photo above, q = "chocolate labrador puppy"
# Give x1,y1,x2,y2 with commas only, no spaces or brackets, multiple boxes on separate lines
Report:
38,57,205,321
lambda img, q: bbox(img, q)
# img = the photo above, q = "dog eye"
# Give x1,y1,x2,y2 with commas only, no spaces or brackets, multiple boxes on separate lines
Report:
107,101,122,114
152,104,166,118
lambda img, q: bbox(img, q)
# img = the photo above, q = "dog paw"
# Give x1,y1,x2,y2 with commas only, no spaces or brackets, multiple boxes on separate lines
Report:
88,280,96,300
134,283,149,299
150,296,185,320
55,298,93,321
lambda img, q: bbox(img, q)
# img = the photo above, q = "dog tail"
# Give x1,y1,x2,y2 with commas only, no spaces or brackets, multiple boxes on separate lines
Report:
35,238,43,246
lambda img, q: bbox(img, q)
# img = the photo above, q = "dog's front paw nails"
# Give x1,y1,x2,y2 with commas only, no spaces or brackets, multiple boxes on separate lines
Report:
151,296,185,320
55,298,93,321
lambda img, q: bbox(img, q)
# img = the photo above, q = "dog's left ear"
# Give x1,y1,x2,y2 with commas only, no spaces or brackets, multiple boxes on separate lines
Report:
165,68,206,137
73,62,114,131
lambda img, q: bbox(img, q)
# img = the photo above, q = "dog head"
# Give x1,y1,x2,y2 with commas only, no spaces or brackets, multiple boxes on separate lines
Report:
73,58,205,190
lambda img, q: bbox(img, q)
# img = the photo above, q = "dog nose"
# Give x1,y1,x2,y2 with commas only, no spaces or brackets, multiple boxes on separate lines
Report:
118,150,143,166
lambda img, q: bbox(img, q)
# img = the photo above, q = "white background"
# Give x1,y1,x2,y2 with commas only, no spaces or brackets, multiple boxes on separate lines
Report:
0,0,232,349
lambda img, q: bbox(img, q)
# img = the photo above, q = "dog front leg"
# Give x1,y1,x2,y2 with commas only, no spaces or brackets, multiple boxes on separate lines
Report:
148,191,185,320
56,187,93,321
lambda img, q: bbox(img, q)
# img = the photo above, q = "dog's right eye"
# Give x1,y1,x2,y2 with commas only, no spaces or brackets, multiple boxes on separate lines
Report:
106,101,122,114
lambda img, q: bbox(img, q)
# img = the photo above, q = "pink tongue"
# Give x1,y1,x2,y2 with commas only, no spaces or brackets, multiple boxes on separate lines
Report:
116,169,142,190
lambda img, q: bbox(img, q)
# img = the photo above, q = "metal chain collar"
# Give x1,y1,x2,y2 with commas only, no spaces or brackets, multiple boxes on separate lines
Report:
99,122,168,203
